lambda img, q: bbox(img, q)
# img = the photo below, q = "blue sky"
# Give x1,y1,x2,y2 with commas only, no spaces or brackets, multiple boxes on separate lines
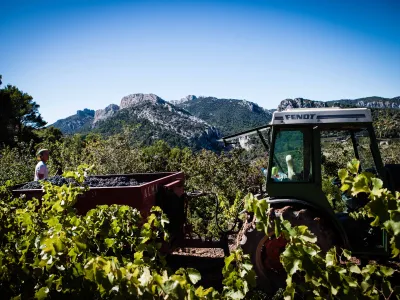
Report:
1,0,399,124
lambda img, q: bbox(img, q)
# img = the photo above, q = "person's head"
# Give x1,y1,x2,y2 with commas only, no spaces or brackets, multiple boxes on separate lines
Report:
37,149,50,162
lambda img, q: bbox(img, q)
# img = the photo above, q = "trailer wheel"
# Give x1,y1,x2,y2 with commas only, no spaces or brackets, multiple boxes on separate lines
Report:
240,206,337,292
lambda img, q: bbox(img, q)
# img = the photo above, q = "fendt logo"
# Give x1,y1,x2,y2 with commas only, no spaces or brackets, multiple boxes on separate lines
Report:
285,114,316,120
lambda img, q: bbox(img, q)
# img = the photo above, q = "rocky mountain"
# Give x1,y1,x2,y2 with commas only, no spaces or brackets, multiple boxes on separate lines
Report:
171,95,275,135
52,94,222,150
94,104,119,124
327,96,400,109
51,109,95,134
51,93,400,149
278,98,327,111
170,95,198,106
277,96,400,111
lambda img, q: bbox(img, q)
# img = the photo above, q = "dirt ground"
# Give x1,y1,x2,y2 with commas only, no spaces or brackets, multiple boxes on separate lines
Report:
166,234,239,289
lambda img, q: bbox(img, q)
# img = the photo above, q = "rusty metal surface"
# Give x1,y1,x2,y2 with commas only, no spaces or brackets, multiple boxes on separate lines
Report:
12,172,185,218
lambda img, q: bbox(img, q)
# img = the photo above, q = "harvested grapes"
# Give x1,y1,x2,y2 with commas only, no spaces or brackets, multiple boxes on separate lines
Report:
19,175,142,189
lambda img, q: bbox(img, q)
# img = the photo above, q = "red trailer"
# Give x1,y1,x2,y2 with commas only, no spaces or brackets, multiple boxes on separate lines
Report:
13,172,182,213
12,172,228,254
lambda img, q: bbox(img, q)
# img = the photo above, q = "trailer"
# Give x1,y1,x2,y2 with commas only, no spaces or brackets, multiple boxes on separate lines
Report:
12,172,229,255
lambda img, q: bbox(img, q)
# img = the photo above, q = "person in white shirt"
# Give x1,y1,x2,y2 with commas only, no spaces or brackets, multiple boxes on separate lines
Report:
34,149,49,181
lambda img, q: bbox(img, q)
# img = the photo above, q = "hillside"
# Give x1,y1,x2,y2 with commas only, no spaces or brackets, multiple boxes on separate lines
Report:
277,96,400,111
327,96,400,109
171,95,274,135
278,98,328,111
50,109,95,134
52,94,222,150
51,94,400,149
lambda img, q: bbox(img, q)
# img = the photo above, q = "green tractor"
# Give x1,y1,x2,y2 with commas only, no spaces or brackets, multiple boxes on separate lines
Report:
221,107,400,290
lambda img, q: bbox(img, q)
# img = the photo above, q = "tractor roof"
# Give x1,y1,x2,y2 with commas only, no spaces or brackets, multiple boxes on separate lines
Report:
220,107,373,144
272,107,372,125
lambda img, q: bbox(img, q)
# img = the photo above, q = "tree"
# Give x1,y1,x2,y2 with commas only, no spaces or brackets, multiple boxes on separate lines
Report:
0,77,46,146
35,126,63,144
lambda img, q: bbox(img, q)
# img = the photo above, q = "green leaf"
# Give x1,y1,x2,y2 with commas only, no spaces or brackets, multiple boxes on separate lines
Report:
241,263,253,272
331,285,339,295
224,253,235,269
195,286,215,297
352,174,370,195
296,226,317,243
347,159,360,174
388,211,400,235
187,268,201,284
361,264,376,275
340,184,351,192
161,214,169,227
325,248,337,267
371,178,383,196
390,235,400,257
342,275,358,288
224,289,245,300
163,280,179,297
338,169,348,181
283,255,301,275
34,287,49,300
379,266,395,277
349,265,361,274
104,238,115,249
342,249,352,260
138,267,152,286
360,281,370,292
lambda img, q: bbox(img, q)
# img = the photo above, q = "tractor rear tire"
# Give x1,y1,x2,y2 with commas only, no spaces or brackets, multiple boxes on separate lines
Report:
240,205,337,293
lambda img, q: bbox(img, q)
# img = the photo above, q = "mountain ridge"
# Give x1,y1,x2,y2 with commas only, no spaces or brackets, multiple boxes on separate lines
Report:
52,93,222,150
171,95,275,135
50,94,400,148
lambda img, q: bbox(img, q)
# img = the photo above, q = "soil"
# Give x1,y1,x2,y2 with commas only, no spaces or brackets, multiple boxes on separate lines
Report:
170,235,238,258
166,234,239,289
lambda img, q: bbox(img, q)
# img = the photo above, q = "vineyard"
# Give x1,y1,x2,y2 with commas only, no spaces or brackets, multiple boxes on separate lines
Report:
1,127,400,299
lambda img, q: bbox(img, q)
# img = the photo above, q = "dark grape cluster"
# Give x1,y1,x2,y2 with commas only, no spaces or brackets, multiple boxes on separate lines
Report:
20,175,73,190
83,176,141,187
49,175,73,186
19,176,142,190
19,181,42,190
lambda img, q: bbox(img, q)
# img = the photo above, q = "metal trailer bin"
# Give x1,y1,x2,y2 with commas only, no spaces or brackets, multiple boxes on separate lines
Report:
12,172,185,239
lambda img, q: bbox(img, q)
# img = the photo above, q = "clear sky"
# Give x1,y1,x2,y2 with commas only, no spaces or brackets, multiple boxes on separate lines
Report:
1,0,399,124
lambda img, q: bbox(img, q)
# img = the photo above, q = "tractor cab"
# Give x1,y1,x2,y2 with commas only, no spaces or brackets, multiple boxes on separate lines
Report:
221,107,390,255
266,108,385,212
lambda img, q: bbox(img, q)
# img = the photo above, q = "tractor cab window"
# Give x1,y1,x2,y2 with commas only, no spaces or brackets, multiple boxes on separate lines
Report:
356,129,377,173
320,128,377,177
270,129,312,182
321,128,379,213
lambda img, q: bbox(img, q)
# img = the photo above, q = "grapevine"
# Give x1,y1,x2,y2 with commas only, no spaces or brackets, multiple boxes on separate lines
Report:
243,157,400,299
0,167,257,299
341,159,400,258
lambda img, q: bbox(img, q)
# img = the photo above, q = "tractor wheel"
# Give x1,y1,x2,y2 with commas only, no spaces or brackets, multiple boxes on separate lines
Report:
240,205,337,292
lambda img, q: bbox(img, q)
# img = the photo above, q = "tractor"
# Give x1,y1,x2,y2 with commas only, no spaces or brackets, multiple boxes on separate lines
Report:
220,107,400,290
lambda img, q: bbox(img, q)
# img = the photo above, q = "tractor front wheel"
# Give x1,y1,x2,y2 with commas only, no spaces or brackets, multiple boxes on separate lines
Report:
240,205,337,292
